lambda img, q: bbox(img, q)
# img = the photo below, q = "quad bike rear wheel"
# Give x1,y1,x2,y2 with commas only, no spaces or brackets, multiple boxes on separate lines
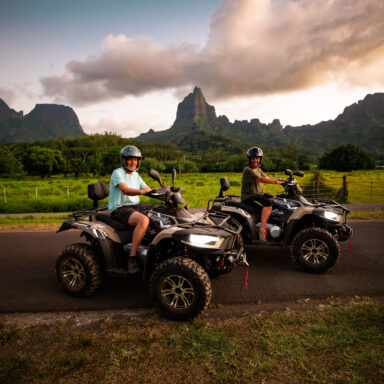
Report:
149,256,212,320
56,243,103,296
290,228,340,274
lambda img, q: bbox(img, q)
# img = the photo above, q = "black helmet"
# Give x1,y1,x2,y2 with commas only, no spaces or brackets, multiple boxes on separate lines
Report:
120,145,142,172
247,146,263,168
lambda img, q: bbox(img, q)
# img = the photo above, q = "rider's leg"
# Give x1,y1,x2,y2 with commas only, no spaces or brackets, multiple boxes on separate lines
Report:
128,211,150,257
260,206,272,233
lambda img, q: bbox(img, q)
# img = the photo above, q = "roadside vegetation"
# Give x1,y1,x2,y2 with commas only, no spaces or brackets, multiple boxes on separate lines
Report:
0,298,383,384
1,169,383,215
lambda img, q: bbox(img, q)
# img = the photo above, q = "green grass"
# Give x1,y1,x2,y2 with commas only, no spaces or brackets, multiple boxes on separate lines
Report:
0,170,383,213
0,299,383,383
349,210,384,220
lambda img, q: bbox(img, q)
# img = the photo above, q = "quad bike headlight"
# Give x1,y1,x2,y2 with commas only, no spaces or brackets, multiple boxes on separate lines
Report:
186,234,224,249
323,210,342,222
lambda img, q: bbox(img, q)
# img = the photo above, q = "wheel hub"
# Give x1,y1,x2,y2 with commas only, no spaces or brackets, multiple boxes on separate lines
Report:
61,257,86,288
301,239,329,265
161,275,195,309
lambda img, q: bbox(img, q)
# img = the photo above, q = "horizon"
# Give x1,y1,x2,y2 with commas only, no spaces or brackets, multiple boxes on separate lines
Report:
1,89,382,137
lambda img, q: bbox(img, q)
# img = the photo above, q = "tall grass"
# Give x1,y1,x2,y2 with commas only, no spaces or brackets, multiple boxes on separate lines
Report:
0,170,383,213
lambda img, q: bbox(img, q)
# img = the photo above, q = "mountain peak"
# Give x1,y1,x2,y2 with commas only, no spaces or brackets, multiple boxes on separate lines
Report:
0,100,85,143
175,87,217,123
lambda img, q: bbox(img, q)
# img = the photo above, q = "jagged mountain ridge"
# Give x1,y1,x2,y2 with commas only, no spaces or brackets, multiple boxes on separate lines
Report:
0,99,86,143
136,87,384,156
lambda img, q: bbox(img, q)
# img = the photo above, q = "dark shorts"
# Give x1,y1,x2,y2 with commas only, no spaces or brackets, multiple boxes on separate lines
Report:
243,194,273,214
111,203,153,224
111,205,137,224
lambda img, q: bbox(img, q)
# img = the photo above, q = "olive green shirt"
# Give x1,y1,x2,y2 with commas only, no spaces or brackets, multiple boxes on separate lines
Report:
241,166,267,201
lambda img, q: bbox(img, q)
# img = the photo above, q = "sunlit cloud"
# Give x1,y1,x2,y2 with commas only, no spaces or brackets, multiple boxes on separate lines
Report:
41,0,384,105
0,87,16,105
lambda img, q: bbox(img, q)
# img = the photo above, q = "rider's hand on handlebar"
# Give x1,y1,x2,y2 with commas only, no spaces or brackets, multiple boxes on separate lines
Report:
276,178,287,184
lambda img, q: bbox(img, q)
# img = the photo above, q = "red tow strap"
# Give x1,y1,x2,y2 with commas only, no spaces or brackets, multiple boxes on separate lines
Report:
245,264,249,290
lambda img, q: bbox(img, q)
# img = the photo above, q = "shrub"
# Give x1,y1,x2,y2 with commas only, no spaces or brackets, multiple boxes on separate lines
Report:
319,144,375,171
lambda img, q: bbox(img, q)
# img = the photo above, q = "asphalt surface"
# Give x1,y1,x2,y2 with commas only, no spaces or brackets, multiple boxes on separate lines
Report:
0,220,383,313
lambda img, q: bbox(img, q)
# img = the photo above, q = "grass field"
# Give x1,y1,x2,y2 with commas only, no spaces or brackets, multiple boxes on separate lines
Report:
1,298,383,384
0,169,383,213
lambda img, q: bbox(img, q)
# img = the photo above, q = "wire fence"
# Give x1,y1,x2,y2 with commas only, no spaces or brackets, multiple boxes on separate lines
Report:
300,176,384,203
1,173,383,213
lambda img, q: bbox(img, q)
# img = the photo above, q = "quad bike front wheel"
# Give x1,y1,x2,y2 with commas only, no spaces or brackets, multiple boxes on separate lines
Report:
290,228,340,274
56,243,103,296
149,257,212,320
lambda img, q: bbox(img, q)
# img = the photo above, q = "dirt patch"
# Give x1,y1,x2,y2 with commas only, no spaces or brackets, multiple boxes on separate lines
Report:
0,224,60,232
2,295,383,328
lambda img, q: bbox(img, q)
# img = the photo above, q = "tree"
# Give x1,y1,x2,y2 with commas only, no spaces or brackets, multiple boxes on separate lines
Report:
141,157,165,172
98,146,121,175
0,152,23,175
68,158,89,177
319,144,375,171
22,146,64,177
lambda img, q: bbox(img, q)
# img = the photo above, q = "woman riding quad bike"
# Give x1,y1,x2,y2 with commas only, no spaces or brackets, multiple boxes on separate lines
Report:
56,169,246,320
208,169,352,274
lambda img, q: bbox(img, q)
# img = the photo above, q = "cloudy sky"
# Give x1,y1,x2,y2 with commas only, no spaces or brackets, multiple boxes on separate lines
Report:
1,0,384,137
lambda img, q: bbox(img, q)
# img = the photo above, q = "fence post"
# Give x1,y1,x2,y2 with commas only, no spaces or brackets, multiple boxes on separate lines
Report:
370,181,373,201
3,187,6,204
342,175,348,201
195,183,197,207
67,186,70,199
315,172,320,197
35,186,38,199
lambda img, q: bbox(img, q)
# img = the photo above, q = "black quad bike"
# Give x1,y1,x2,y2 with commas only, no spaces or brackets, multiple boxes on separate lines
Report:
56,169,246,320
208,169,352,274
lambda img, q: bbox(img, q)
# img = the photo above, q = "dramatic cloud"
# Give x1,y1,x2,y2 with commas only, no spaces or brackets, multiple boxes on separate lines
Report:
41,0,384,105
0,87,16,105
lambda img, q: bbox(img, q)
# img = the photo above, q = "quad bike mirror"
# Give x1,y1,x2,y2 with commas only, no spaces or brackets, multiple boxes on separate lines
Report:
148,169,164,187
172,169,176,187
294,171,304,177
172,192,185,206
219,177,230,197
285,169,293,178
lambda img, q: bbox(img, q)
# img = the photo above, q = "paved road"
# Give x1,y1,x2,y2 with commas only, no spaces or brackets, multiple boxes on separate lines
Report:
0,221,383,313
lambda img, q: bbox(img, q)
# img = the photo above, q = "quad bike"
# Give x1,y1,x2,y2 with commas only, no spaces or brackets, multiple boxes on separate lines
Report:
56,169,246,320
208,169,352,274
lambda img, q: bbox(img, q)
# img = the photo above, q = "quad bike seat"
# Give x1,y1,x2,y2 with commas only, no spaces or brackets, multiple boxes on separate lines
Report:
95,211,134,244
226,200,258,216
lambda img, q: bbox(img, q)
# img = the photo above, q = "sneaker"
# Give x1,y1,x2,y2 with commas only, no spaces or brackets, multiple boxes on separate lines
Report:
126,257,141,274
258,229,267,242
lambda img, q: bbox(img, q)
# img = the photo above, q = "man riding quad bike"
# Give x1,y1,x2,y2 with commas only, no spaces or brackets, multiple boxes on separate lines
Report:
208,169,352,274
56,169,246,320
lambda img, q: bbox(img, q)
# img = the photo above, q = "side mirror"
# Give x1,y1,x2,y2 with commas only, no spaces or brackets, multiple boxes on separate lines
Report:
172,169,176,187
173,192,185,206
294,171,304,177
219,177,230,197
148,169,164,187
285,169,293,177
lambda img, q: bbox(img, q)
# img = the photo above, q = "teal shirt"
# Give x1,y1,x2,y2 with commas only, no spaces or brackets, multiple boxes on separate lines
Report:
108,167,147,212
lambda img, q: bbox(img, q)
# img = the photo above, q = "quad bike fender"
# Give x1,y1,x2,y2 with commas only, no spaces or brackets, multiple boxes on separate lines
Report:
282,219,299,247
57,218,122,243
141,227,184,280
286,207,315,223
151,226,183,246
218,207,258,242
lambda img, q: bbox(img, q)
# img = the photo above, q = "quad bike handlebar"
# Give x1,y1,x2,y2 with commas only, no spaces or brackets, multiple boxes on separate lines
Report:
146,170,186,207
